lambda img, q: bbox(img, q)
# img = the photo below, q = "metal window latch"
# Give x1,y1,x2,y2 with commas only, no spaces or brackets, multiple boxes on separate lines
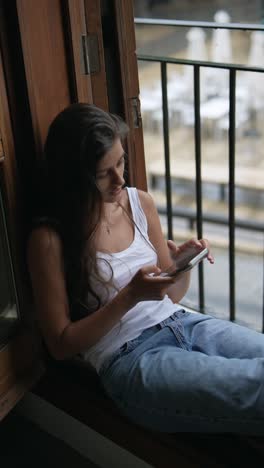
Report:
81,34,100,75
130,97,142,128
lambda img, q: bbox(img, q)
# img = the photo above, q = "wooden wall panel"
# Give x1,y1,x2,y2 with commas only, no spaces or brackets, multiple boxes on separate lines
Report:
0,329,44,420
65,0,93,103
114,0,147,191
16,0,72,154
0,24,44,419
84,0,108,110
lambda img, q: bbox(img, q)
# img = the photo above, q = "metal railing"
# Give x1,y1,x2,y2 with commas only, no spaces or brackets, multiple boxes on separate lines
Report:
135,18,264,330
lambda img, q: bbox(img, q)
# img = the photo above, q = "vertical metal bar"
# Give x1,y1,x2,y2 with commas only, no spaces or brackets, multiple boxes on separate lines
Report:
161,62,173,240
262,241,264,333
193,65,205,311
229,69,236,322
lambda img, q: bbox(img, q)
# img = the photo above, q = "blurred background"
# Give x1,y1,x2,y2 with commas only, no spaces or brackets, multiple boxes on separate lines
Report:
134,0,264,330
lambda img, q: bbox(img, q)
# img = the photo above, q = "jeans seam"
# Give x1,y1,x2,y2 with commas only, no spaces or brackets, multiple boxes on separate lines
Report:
169,325,187,349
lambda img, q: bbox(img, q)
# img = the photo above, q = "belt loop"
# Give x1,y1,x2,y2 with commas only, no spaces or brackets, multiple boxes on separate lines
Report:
158,320,166,330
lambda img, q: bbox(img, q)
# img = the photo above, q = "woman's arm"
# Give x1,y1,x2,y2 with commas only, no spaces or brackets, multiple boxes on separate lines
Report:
27,227,175,360
165,237,214,302
138,190,213,303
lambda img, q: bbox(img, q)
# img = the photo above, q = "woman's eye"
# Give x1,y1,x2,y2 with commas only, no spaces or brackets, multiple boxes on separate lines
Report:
96,172,108,179
117,156,125,167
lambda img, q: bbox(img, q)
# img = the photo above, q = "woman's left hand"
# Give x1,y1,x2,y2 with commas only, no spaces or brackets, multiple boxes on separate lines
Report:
167,238,214,264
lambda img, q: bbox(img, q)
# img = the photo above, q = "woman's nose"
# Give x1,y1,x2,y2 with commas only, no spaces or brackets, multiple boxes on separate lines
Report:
112,169,124,185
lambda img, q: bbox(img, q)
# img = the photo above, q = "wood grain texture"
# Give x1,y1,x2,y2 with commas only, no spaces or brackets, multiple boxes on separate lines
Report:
114,0,147,191
17,0,72,153
65,0,93,103
0,329,44,420
84,0,108,110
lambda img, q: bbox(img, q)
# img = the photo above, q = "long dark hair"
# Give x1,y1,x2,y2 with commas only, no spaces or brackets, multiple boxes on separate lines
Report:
35,103,129,318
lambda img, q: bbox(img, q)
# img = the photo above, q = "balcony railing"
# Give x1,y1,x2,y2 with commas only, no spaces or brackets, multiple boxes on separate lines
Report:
135,18,264,331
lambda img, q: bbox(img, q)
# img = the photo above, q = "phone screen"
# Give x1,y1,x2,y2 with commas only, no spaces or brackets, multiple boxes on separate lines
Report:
160,246,208,277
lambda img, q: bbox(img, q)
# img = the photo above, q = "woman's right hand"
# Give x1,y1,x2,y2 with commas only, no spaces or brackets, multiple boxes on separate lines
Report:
125,265,176,305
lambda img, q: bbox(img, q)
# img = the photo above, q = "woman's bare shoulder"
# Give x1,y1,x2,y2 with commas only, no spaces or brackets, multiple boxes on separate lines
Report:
137,189,156,213
27,226,62,259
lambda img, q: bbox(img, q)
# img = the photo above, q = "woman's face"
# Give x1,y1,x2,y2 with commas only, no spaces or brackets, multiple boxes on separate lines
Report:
95,138,125,202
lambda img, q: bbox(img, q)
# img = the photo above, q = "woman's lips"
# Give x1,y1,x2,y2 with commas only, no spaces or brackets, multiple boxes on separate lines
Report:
110,187,122,195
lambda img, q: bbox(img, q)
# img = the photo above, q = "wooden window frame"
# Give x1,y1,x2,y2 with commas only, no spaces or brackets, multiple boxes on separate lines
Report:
113,0,147,191
0,43,44,421
0,0,148,419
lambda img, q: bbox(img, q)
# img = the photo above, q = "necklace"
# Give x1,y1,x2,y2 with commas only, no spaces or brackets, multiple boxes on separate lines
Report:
101,208,117,235
100,220,112,235
105,224,111,235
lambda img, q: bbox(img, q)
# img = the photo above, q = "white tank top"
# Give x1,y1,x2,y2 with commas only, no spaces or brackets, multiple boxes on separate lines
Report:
81,187,181,372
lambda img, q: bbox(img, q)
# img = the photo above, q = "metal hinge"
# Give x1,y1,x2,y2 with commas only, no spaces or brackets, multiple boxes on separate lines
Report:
130,97,142,128
81,34,100,75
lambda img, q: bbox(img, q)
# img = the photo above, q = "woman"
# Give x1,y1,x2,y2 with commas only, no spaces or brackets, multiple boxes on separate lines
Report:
27,103,264,434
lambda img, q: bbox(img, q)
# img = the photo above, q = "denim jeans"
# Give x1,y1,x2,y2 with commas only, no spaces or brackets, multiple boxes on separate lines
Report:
99,310,264,434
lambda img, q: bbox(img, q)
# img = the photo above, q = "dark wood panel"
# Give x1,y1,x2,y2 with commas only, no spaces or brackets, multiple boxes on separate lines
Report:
65,0,93,103
0,48,17,214
114,0,147,191
0,33,23,303
0,138,4,162
84,0,108,110
0,4,44,419
17,0,72,153
0,328,43,399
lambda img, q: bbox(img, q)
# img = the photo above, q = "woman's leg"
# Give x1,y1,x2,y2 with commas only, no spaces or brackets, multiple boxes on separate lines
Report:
100,312,264,434
180,310,264,359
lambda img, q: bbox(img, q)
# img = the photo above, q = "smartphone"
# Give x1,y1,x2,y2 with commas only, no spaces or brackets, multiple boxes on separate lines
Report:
160,247,209,277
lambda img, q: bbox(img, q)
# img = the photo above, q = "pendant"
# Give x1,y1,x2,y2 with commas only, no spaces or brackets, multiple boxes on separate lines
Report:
106,225,111,235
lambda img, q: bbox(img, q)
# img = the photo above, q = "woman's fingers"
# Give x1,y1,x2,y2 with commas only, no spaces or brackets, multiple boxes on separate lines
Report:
167,239,179,253
141,264,161,276
139,265,175,283
167,238,215,264
198,238,214,264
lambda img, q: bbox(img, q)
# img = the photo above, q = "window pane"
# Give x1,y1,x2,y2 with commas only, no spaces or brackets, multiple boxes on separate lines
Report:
0,183,19,348
134,1,264,25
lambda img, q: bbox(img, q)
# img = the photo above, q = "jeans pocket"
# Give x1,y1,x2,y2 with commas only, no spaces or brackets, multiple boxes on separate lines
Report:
101,337,140,377
99,348,121,377
120,337,139,356
168,310,190,350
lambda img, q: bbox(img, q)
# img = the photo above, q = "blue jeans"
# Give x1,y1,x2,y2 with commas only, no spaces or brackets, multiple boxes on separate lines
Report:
99,310,264,434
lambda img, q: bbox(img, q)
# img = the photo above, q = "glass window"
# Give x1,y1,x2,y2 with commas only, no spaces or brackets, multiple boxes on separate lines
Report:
0,182,19,348
134,0,264,24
